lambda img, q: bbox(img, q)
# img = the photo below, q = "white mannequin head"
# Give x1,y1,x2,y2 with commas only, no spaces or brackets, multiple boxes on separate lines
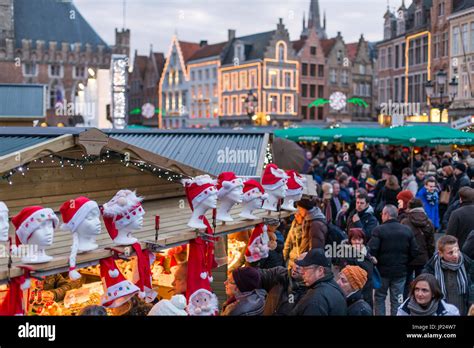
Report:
182,175,218,230
282,171,306,212
21,220,55,264
75,207,101,251
0,202,9,242
216,175,244,223
239,180,268,220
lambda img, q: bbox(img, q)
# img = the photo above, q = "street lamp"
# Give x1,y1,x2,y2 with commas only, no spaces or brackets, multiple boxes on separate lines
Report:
424,69,458,122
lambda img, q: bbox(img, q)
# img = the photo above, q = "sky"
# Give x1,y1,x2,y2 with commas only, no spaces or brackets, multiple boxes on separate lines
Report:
73,0,407,56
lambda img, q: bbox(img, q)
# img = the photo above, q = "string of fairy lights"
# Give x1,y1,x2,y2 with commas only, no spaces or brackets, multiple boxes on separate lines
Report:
1,150,187,185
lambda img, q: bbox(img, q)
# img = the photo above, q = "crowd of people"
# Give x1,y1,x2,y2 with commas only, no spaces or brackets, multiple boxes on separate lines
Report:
81,144,474,316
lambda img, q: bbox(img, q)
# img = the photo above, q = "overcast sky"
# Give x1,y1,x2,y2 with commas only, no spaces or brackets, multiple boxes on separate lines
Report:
74,0,408,56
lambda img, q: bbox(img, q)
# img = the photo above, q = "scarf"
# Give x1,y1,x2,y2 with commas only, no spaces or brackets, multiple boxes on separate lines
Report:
433,253,468,296
407,297,440,316
425,190,439,206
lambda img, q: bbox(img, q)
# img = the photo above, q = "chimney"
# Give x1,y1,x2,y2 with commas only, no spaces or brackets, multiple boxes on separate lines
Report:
228,29,236,41
200,40,208,47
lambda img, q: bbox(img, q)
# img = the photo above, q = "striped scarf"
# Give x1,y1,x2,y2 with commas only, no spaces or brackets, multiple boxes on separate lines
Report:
433,253,468,297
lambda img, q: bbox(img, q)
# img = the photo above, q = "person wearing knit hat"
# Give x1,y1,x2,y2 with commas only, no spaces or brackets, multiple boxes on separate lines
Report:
59,197,101,280
337,265,372,316
222,267,267,316
451,162,471,206
397,190,414,221
148,295,188,316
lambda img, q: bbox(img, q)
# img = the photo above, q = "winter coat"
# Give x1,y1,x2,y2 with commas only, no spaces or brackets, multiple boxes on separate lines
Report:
221,289,267,316
43,273,83,302
290,273,347,316
416,187,440,229
450,173,471,204
447,202,474,249
441,199,460,234
346,290,373,316
300,207,328,252
347,205,379,241
260,237,285,269
368,219,419,279
423,253,473,315
259,266,307,315
339,187,352,205
401,208,435,266
402,175,419,196
397,298,460,316
283,218,304,267
377,187,401,207
332,241,374,306
462,231,474,260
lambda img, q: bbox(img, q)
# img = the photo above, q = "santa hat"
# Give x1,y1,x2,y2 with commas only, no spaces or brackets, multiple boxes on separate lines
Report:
181,175,217,211
11,206,59,246
245,223,270,263
242,180,268,203
186,238,219,316
100,256,140,308
286,171,306,196
59,197,99,280
131,243,157,303
0,202,8,212
261,164,288,191
148,295,188,316
0,270,31,316
101,190,144,241
216,172,243,199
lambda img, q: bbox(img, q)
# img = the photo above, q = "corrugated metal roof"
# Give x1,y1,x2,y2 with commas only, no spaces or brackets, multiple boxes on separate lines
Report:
0,135,55,157
109,132,267,177
0,84,46,118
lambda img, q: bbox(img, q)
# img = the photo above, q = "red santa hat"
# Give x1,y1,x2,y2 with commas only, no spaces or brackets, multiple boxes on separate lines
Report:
186,238,219,316
286,171,306,196
11,206,59,246
100,256,140,308
101,190,144,241
242,180,269,203
131,243,157,303
261,164,288,191
245,223,270,263
216,172,243,199
181,175,217,211
0,269,31,316
59,197,100,281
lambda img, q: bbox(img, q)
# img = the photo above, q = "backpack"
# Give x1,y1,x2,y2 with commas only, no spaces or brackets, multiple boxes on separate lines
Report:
325,222,348,246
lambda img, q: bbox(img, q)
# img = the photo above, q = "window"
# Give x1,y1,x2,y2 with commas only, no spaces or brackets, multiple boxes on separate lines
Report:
379,79,386,104
309,107,316,120
439,2,445,16
302,63,308,76
50,64,62,77
422,36,429,63
414,74,421,102
443,32,449,57
73,66,86,79
284,71,291,88
240,71,247,90
387,47,392,68
301,106,308,119
401,43,406,66
380,48,386,70
310,46,317,55
302,84,308,98
394,78,399,102
341,70,348,85
205,69,210,80
23,63,37,76
415,38,421,65
386,78,392,101
235,44,244,62
269,95,279,113
453,27,460,55
204,85,209,99
249,70,257,88
318,85,324,98
284,96,292,113
408,44,414,66
49,83,63,108
434,35,440,59
353,83,358,95
330,69,337,83
359,64,366,75
337,50,343,64
318,65,324,77
213,83,218,98
223,97,229,115
415,10,422,27
191,71,195,80
277,42,286,61
198,70,202,81
232,72,238,90
395,45,400,68
310,85,316,98
408,76,414,102
462,24,469,53
232,96,238,115
471,23,474,52
223,74,230,91
310,64,316,77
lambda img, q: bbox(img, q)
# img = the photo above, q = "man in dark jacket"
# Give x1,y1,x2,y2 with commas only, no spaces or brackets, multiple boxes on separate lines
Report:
259,253,308,315
290,249,347,316
368,205,419,316
463,231,474,259
450,162,471,205
447,187,474,249
423,235,473,315
297,198,328,252
337,265,372,316
347,191,379,240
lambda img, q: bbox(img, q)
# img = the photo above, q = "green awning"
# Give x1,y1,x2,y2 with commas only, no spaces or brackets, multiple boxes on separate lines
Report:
274,126,474,146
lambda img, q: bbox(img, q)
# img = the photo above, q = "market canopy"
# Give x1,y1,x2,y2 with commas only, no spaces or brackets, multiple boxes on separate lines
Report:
274,125,474,146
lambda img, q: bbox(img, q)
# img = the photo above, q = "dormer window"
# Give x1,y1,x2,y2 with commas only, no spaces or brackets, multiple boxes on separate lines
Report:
234,43,245,63
415,9,422,27
277,41,287,61
397,11,405,35
384,22,392,40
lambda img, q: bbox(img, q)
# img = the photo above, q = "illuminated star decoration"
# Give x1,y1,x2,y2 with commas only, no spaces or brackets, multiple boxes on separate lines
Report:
308,97,369,108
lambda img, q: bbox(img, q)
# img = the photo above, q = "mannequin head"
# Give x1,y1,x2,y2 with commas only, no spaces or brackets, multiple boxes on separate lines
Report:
239,180,268,220
29,220,54,247
182,175,218,229
0,202,9,242
197,193,218,211
75,207,102,237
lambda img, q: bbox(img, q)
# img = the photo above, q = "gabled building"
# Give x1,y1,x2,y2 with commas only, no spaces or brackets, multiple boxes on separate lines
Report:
158,37,201,129
0,0,130,126
129,49,165,127
219,19,299,127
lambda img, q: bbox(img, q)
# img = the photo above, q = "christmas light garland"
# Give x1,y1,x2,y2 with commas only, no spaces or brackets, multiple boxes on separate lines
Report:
1,150,188,186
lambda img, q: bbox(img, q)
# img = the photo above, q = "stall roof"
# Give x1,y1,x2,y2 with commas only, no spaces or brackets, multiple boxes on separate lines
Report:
0,128,271,177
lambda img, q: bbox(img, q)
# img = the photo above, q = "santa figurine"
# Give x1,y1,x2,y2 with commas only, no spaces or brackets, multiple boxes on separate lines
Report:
239,180,268,220
244,223,270,263
216,172,244,222
281,171,306,212
261,164,288,212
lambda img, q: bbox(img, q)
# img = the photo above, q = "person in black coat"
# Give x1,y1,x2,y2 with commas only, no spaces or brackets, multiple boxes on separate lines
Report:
450,163,471,205
290,249,347,316
447,187,474,249
463,231,474,259
337,265,373,316
368,205,419,316
346,191,379,241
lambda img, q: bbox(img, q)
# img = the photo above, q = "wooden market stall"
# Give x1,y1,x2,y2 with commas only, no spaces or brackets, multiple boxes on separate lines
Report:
0,127,293,315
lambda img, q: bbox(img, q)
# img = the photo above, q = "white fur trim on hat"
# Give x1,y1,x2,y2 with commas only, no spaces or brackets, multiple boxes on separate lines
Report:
61,200,99,234
262,167,288,191
114,205,145,229
217,178,243,199
148,295,188,316
102,279,140,308
242,188,268,203
286,187,304,197
103,190,143,217
0,202,8,212
187,289,218,316
16,208,59,245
